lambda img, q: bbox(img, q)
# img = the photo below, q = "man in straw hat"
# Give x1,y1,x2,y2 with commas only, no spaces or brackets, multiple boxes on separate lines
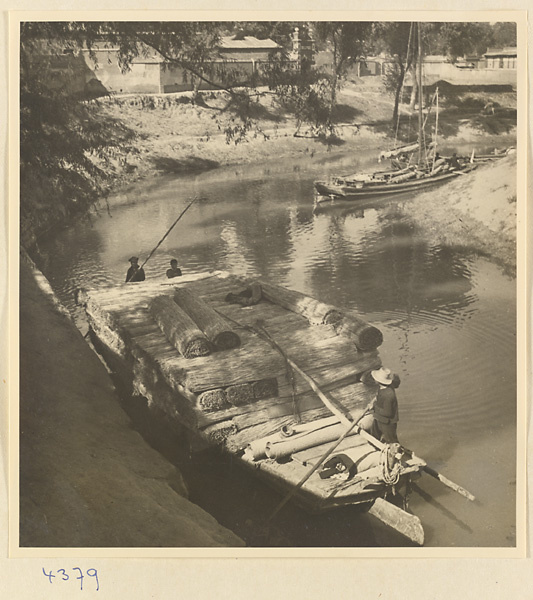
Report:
125,256,146,283
360,367,400,444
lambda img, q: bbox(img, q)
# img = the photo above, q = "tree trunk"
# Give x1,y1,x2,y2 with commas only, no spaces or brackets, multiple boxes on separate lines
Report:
392,61,406,126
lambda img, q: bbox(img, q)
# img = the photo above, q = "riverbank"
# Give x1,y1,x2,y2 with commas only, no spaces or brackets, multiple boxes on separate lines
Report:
90,78,516,187
19,254,244,547
22,78,517,255
409,151,517,276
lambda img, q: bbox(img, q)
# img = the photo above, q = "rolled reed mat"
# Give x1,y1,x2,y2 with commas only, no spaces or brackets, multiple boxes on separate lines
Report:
252,378,279,399
245,415,344,461
334,313,383,351
226,383,254,406
149,295,211,358
265,422,360,461
257,280,342,326
204,421,237,445
173,287,240,350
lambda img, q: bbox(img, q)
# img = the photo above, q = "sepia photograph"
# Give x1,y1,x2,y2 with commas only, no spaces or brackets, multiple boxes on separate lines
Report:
12,13,525,556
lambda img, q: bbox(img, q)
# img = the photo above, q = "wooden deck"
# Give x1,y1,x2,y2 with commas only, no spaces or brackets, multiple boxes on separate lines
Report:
79,272,382,453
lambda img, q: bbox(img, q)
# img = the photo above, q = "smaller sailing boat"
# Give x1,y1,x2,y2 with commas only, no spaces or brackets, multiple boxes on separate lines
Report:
314,24,476,202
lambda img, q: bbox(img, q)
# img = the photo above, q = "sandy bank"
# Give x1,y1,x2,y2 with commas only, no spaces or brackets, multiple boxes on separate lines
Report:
408,152,517,275
19,255,244,548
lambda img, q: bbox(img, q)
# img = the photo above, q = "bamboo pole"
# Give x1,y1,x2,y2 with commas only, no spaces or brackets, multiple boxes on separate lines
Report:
267,416,362,522
253,322,353,428
127,197,198,282
258,322,476,503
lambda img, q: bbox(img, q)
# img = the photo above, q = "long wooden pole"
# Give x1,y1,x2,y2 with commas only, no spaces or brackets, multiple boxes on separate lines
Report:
355,428,475,502
417,22,424,168
126,196,198,282
240,317,476,503
253,322,353,427
267,416,362,522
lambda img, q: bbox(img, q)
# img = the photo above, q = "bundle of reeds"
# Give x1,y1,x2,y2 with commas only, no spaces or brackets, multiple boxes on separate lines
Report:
197,389,229,411
149,295,211,358
257,281,342,326
174,288,240,350
334,313,383,351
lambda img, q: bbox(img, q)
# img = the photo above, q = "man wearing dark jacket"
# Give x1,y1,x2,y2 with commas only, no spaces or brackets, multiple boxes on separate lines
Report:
125,256,146,283
361,367,399,443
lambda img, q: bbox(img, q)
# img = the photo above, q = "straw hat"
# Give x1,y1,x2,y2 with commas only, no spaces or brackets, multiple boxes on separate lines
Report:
371,367,394,386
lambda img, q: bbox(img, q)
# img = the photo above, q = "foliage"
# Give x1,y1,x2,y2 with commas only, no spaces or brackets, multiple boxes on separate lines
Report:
313,22,373,123
371,22,416,126
491,22,516,48
20,20,517,244
424,22,496,59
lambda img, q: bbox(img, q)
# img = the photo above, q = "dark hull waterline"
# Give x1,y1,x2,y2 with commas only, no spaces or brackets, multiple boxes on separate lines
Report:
314,166,476,201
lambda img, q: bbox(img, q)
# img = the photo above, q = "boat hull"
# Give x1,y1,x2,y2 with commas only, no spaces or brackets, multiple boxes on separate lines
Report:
78,274,425,542
314,165,476,201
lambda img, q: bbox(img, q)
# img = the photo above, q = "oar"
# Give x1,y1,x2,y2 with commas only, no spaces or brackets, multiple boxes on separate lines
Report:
355,427,476,502
126,196,198,282
419,465,476,502
260,321,475,502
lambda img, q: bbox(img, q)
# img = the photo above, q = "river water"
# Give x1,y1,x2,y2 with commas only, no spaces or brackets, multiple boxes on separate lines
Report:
39,145,517,548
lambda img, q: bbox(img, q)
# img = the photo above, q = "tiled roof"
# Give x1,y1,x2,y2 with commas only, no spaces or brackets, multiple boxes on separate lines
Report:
484,47,517,57
219,36,279,50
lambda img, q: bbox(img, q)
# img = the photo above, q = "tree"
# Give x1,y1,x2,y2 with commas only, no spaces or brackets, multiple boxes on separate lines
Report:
491,22,516,48
371,22,415,127
313,22,373,127
424,22,495,59
20,22,228,241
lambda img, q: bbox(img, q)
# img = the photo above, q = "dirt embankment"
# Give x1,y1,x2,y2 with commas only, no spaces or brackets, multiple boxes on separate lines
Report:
409,152,517,275
19,254,244,548
88,79,516,194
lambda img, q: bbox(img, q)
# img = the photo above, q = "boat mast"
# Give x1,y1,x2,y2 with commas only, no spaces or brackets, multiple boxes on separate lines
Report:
417,22,424,168
432,87,439,172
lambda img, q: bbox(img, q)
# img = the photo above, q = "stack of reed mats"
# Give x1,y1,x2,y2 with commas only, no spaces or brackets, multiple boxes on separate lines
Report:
257,281,382,351
149,290,240,359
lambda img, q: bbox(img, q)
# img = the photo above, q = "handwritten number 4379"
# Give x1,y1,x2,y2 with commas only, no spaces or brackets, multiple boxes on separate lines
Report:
42,567,99,591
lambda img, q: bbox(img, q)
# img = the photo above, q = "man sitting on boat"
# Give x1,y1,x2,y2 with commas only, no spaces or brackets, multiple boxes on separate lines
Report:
166,258,182,279
447,153,463,171
360,367,400,444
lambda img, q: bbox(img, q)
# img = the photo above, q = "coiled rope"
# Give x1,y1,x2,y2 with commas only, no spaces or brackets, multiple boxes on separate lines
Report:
380,444,402,485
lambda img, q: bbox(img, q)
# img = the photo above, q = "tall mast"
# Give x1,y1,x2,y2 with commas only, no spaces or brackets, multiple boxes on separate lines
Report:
417,22,424,168
432,87,439,172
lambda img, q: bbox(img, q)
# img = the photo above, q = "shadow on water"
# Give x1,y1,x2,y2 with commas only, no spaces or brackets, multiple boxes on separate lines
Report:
411,484,473,535
150,155,220,174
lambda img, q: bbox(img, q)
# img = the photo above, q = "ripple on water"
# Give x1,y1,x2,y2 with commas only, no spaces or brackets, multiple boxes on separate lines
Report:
35,158,517,548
